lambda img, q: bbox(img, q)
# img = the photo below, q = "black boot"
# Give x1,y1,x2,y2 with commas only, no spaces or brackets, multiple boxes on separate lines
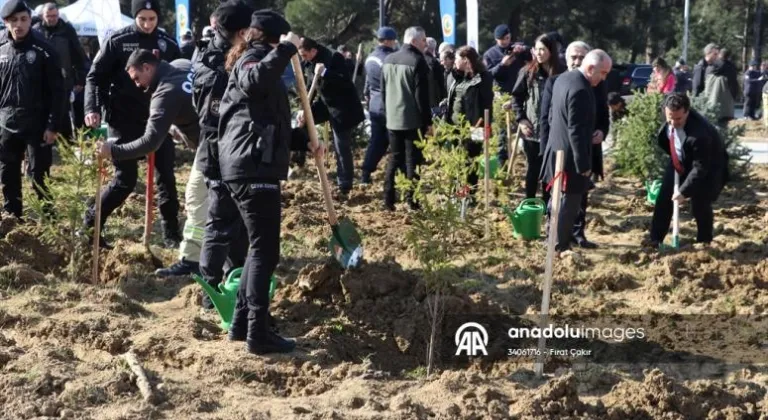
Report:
154,258,200,277
162,220,182,249
246,312,295,355
228,305,248,342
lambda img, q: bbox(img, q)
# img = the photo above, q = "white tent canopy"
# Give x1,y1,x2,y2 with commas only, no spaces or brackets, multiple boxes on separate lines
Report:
60,0,133,38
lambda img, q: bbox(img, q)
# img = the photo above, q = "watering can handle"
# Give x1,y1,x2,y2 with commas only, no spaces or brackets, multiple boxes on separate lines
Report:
518,198,546,210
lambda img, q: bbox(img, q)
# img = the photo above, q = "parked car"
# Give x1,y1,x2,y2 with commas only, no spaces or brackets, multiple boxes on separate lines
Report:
628,65,654,93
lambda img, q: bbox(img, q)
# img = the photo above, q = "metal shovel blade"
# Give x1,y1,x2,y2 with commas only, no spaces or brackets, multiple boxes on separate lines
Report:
328,217,363,269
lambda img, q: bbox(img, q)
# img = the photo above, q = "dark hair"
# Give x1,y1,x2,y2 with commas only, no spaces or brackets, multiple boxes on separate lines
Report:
607,91,625,106
652,57,671,73
663,92,690,111
300,37,320,51
719,48,731,60
456,45,486,74
125,49,159,71
527,33,562,86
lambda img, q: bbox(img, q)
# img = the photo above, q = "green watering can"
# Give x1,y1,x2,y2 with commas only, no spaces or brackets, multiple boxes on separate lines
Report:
192,268,277,331
88,124,109,140
645,179,662,205
505,198,545,240
478,155,500,179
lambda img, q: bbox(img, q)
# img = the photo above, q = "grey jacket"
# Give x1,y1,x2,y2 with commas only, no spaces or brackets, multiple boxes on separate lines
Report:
110,59,199,160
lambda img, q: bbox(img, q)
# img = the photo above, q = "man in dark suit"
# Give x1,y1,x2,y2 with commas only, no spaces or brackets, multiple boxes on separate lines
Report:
647,93,728,246
542,49,612,253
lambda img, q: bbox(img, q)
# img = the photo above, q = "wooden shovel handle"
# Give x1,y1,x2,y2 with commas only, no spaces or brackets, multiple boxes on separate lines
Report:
143,152,155,248
92,153,103,284
352,44,362,84
307,69,321,103
291,55,339,226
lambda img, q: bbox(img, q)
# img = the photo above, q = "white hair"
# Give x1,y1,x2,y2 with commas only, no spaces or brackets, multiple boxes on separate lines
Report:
426,37,437,54
404,26,426,45
43,2,58,11
582,49,611,68
566,41,591,56
438,42,454,55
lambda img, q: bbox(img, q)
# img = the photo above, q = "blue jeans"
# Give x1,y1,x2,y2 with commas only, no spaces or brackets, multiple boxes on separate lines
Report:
361,113,389,177
331,122,354,191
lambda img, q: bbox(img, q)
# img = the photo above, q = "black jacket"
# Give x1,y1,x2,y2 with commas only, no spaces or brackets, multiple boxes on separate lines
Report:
539,73,609,177
33,19,86,89
0,30,65,135
309,46,365,132
656,109,728,200
511,65,565,141
482,44,529,94
85,24,180,128
541,70,596,195
109,60,199,160
425,52,447,109
192,35,229,180
692,59,708,97
363,44,395,117
446,70,493,126
218,41,303,182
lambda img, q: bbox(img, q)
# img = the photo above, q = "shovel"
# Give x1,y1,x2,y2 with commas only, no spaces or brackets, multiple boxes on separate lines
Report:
291,55,363,269
143,152,163,268
671,171,680,249
91,154,104,284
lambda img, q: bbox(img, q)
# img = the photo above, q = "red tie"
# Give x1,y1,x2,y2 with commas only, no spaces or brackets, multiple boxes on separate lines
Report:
668,128,685,174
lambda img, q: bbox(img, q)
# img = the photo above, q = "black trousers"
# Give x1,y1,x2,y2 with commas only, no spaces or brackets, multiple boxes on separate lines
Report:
572,191,590,240
522,139,543,199
466,140,482,190
0,129,51,218
744,92,760,119
226,179,281,319
383,129,423,206
546,191,584,251
361,113,389,177
84,124,179,228
199,179,248,286
650,163,714,243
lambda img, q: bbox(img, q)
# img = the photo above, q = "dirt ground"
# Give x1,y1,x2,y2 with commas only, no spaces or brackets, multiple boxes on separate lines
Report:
1,149,767,420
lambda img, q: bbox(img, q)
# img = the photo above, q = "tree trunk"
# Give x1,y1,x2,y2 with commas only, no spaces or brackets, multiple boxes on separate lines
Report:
752,0,764,64
645,0,660,63
743,2,752,71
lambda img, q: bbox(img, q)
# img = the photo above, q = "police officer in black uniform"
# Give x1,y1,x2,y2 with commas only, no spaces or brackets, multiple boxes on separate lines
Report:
94,50,199,162
83,0,181,249
0,0,64,220
218,10,321,354
193,1,253,304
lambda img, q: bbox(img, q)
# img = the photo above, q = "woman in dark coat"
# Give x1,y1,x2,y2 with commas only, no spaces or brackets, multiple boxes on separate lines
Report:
510,33,566,199
445,45,494,192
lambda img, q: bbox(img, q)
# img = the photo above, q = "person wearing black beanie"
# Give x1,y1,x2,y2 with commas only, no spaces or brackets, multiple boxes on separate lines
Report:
155,0,253,290
82,0,182,250
217,15,322,355
0,0,65,220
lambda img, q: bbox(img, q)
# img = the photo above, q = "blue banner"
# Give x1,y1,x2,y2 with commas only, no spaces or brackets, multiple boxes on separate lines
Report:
439,0,455,45
175,0,190,44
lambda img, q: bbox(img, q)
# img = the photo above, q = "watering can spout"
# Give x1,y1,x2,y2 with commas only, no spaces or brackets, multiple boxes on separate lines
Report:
192,274,223,301
191,274,235,330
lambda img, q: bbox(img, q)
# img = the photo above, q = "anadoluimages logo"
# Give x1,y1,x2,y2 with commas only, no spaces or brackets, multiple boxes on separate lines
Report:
455,322,488,356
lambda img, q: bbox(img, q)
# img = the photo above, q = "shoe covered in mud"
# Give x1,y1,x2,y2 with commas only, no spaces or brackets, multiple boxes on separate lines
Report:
246,314,295,354
79,228,114,250
154,258,199,277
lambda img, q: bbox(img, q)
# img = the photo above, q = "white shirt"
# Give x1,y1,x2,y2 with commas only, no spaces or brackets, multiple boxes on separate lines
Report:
668,125,685,160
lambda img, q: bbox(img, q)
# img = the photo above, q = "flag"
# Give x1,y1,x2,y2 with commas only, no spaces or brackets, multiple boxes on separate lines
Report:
175,0,190,44
439,0,455,45
466,0,479,51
